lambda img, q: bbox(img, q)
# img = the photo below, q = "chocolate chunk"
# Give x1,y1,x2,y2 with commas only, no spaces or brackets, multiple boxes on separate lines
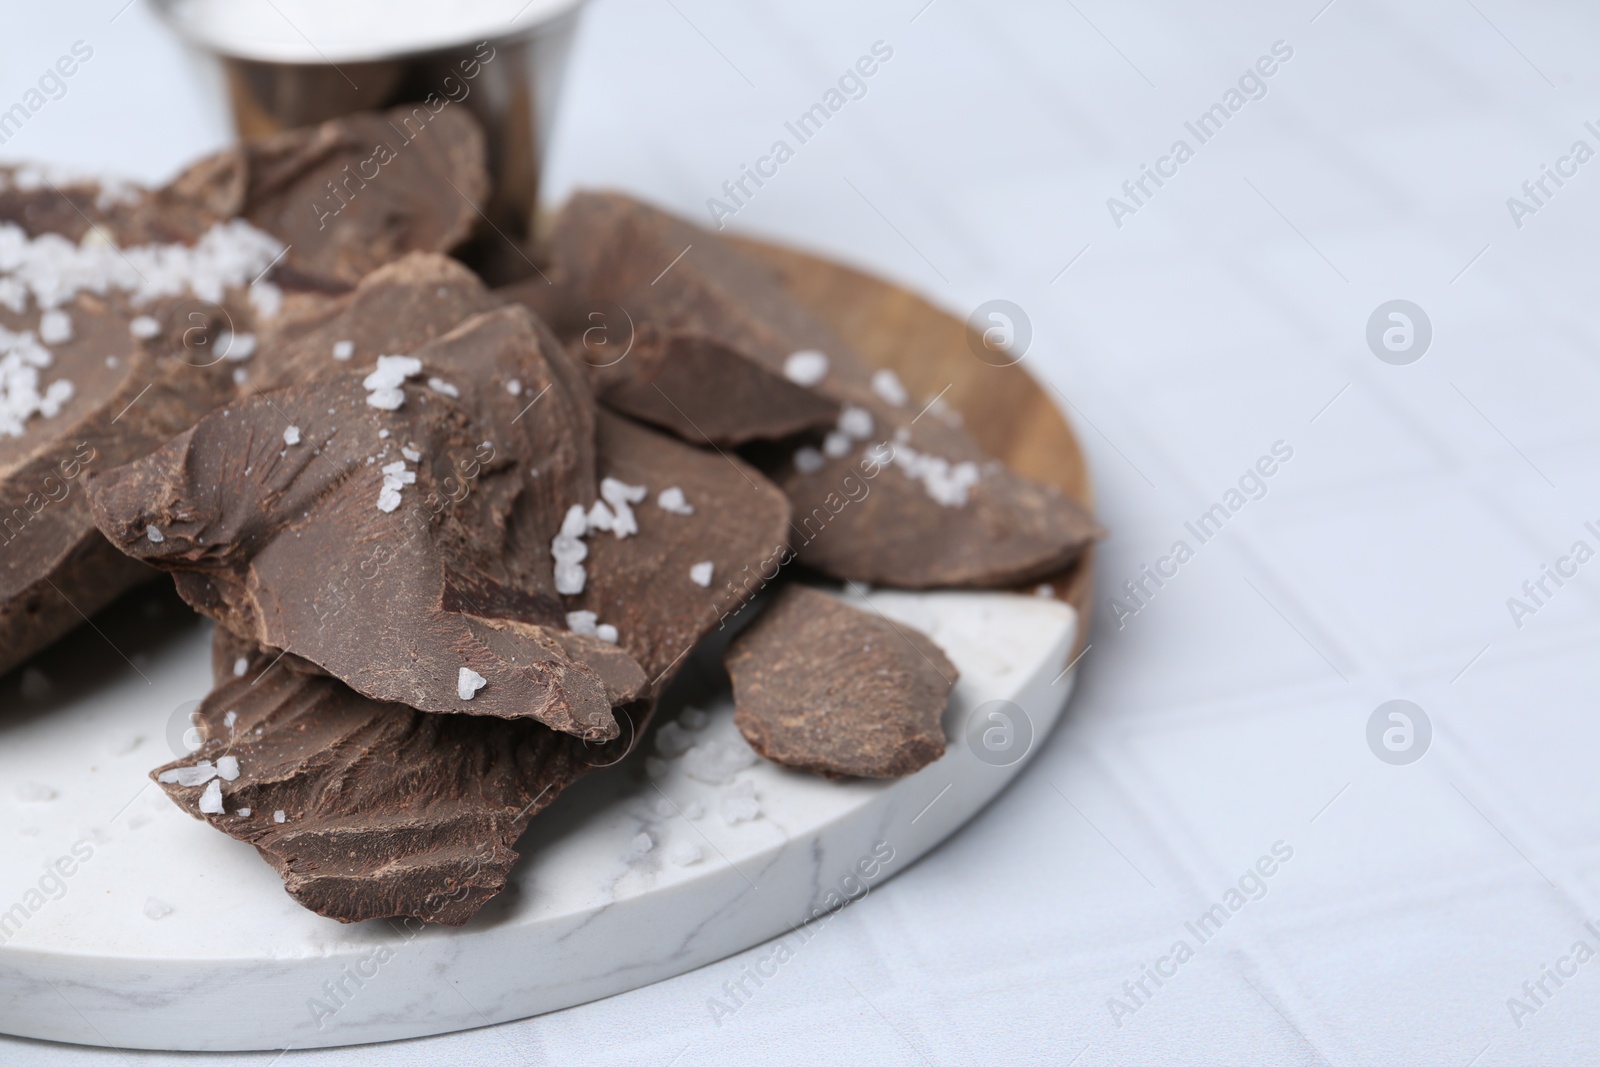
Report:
249,253,501,392
87,305,647,740
155,630,599,925
725,585,956,778
503,191,840,445
776,402,1100,588
164,106,489,289
577,410,792,686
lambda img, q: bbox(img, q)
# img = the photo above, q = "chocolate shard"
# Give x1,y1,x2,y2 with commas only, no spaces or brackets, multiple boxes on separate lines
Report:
87,305,645,741
164,106,489,289
155,630,597,925
577,410,792,687
774,398,1101,588
502,191,840,446
725,585,956,779
249,253,501,392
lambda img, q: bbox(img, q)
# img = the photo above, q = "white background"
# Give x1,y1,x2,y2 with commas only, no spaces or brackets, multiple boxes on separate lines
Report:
5,1,1600,1063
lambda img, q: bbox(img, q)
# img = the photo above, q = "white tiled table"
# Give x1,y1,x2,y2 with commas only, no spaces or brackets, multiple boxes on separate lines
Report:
5,1,1599,1063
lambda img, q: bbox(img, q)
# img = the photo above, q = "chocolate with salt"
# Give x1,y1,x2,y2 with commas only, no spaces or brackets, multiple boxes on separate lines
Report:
502,191,839,446
725,584,956,779
154,629,598,925
87,302,645,740
0,111,491,678
511,191,1097,590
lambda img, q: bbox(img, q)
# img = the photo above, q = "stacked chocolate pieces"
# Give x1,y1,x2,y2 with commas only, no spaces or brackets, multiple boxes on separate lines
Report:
9,135,1094,925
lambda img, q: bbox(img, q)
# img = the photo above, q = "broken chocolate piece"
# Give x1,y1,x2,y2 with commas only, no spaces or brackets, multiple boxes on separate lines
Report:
726,584,956,778
578,410,792,686
776,403,1100,588
154,630,597,925
87,305,644,740
502,191,840,446
164,106,488,289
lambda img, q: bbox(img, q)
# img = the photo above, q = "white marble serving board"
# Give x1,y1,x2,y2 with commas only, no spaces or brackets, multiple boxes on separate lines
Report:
0,583,1077,1052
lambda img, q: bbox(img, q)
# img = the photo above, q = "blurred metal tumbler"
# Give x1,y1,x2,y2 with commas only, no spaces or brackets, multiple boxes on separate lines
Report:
151,0,587,251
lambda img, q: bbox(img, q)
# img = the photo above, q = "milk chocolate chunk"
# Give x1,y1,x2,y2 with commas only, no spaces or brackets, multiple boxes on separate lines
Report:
249,253,501,392
502,191,840,446
777,404,1100,588
726,585,956,779
577,410,792,687
155,631,596,925
165,106,489,289
87,306,645,740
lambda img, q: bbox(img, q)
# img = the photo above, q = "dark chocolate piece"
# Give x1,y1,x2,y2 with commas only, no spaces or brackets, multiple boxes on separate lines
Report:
578,410,792,685
87,304,646,740
155,630,600,925
726,584,956,778
502,191,840,446
164,106,488,289
777,402,1100,588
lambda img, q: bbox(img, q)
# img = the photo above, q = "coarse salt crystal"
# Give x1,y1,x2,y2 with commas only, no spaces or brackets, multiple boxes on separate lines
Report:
596,623,619,644
838,405,874,439
871,368,908,406
401,446,420,462
273,810,286,823
366,387,404,411
720,780,761,825
427,376,459,398
216,755,240,780
669,840,703,867
38,309,72,345
793,446,824,474
223,710,237,729
232,656,248,677
631,832,654,855
600,477,646,539
655,721,694,757
157,760,217,787
657,486,693,515
506,379,522,396
249,280,282,319
822,431,851,458
332,340,354,360
282,425,301,446
783,349,829,386
198,779,224,814
146,525,165,543
236,807,252,817
129,316,160,339
143,897,173,920
458,667,487,700
689,561,713,587
376,486,402,512
219,331,256,361
566,610,599,636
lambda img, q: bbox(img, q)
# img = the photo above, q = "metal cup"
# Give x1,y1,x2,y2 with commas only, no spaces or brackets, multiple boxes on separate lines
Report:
151,0,587,277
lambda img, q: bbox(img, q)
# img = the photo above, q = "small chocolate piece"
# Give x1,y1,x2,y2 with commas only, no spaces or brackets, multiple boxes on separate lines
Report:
726,585,957,778
578,410,792,685
164,106,488,289
87,305,647,740
154,630,598,925
249,253,501,392
503,191,840,446
777,403,1100,588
